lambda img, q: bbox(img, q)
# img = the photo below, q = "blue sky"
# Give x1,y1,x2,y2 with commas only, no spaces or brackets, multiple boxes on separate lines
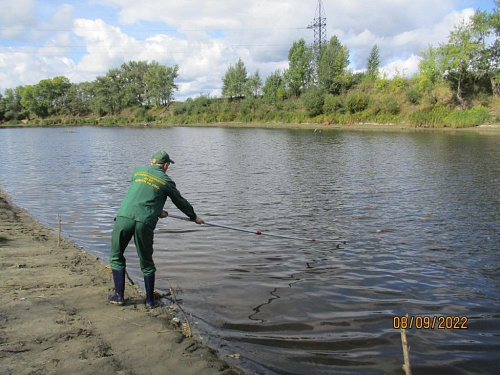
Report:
0,0,496,100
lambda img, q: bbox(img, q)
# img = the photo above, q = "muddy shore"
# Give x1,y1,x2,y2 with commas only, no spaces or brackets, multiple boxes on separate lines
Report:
2,121,500,133
165,121,500,132
0,190,243,375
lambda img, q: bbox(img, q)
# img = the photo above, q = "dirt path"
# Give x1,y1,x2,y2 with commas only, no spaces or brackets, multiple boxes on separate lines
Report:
0,191,243,375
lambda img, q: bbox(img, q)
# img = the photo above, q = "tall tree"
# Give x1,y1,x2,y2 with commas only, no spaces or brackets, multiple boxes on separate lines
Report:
65,82,93,116
1,87,25,121
245,70,262,98
415,45,443,95
439,20,482,107
490,31,500,95
366,44,380,80
285,39,314,97
317,36,350,94
91,69,125,115
262,69,285,103
436,4,500,105
121,60,149,106
472,3,500,96
222,58,248,99
144,62,179,106
20,76,71,117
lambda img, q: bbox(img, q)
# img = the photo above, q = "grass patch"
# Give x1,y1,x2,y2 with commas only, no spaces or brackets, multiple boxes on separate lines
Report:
408,106,450,128
405,105,491,128
443,106,491,128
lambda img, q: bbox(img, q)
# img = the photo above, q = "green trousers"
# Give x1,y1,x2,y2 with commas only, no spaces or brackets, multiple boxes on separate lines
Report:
110,216,156,276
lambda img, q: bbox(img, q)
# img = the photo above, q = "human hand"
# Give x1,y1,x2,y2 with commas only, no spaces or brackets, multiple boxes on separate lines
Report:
159,210,168,218
195,216,204,225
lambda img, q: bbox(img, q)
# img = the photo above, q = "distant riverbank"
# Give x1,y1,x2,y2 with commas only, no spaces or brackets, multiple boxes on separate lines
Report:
2,120,500,134
169,121,500,133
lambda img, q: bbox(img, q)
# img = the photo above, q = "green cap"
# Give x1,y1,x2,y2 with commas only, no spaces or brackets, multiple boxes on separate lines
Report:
151,150,175,164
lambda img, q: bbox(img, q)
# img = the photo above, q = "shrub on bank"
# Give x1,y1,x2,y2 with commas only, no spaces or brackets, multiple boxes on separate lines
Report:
302,88,326,117
345,92,370,114
369,95,400,116
442,106,491,128
323,94,344,114
408,105,490,128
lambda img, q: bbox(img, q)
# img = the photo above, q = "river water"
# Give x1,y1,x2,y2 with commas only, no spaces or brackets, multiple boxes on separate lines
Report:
0,126,499,374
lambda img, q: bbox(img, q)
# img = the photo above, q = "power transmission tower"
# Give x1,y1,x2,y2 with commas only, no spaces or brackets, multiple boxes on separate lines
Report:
307,0,327,54
307,0,327,81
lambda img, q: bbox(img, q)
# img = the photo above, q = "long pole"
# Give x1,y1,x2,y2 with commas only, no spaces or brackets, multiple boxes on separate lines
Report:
401,315,412,375
167,214,346,244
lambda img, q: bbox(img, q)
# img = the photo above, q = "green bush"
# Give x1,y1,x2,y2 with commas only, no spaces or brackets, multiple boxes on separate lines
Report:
240,97,259,117
386,97,400,115
405,86,422,105
216,112,236,122
172,102,187,116
301,88,326,117
345,92,370,113
427,84,453,106
190,95,213,115
323,94,344,114
283,100,297,112
474,93,491,108
369,96,399,116
263,111,279,122
135,107,147,119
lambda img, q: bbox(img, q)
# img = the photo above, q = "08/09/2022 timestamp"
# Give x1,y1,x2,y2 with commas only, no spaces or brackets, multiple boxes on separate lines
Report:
393,315,468,330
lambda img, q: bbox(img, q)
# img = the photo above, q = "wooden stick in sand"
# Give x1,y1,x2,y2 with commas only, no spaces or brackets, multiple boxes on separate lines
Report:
169,286,192,338
57,214,62,247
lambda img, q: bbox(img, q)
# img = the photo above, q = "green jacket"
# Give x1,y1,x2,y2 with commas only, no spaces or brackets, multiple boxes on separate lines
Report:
116,164,197,228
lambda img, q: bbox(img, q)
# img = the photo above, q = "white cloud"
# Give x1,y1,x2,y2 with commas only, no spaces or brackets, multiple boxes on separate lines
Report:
0,47,76,89
73,19,136,75
0,0,36,41
346,8,475,74
46,4,75,37
380,54,422,78
0,1,77,89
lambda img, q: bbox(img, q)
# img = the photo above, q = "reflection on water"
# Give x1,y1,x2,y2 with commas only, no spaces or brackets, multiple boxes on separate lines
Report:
1,126,499,374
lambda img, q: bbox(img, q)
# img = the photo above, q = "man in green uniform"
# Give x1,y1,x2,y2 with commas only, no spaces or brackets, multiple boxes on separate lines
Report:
108,150,204,308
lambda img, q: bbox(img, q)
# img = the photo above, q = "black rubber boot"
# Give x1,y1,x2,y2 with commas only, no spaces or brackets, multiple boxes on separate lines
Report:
144,274,156,309
108,269,125,305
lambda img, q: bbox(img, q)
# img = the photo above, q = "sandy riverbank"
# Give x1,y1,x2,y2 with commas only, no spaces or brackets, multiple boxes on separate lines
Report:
2,121,500,133
173,121,500,133
0,190,243,375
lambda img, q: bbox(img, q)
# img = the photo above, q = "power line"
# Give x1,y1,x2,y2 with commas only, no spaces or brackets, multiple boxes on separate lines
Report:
0,26,308,33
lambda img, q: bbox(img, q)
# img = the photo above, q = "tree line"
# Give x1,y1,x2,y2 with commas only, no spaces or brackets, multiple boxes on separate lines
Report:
0,61,178,121
1,2,498,126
